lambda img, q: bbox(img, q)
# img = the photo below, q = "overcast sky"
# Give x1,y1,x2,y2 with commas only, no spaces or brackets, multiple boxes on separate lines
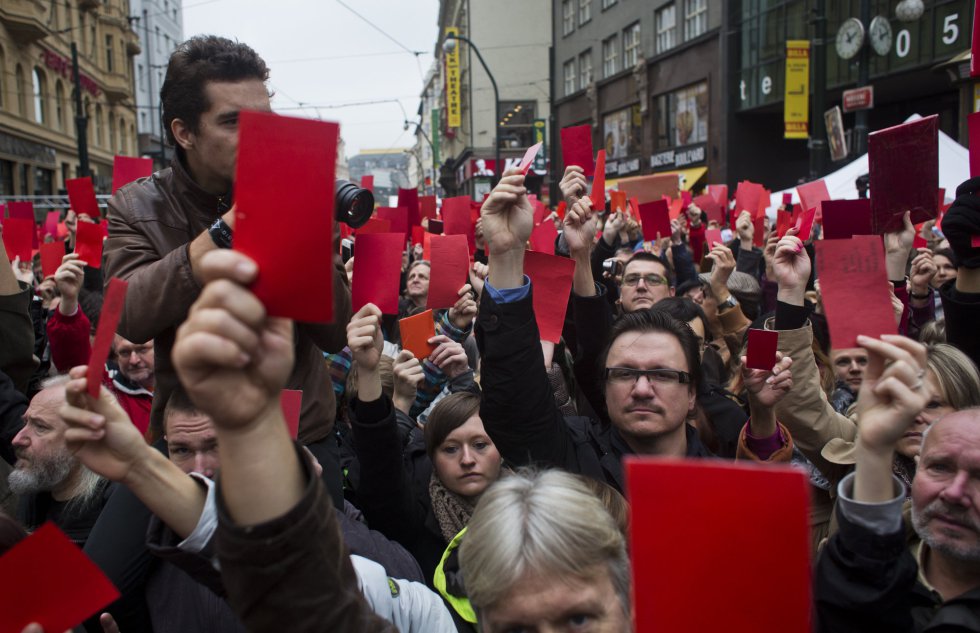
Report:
182,0,440,158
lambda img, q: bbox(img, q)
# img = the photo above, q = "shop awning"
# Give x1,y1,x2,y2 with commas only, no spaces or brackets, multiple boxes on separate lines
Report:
608,166,707,192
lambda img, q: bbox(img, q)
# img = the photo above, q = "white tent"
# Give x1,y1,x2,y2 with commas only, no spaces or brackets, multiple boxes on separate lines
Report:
768,114,969,215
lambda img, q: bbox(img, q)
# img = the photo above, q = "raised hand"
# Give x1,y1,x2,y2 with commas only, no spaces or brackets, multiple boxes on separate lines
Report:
54,253,86,315
469,261,488,298
392,349,423,412
884,211,915,281
736,210,754,246
763,232,780,279
908,249,936,296
346,303,383,374
602,210,625,246
428,334,469,379
742,353,794,409
772,229,810,305
448,284,477,329
480,167,534,254
559,165,588,206
563,196,597,258
705,243,736,303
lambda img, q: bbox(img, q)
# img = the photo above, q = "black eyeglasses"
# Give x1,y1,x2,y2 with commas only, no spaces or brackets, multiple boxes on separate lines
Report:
622,273,668,287
604,367,691,386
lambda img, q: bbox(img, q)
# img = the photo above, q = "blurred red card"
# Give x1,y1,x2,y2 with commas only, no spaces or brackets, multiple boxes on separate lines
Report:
361,174,374,191
233,111,337,323
0,522,120,633
351,233,404,314
1,218,33,262
796,180,830,220
66,177,100,218
969,112,980,178
519,142,542,174
411,225,425,247
704,228,723,249
590,150,606,210
88,277,128,397
532,199,549,225
280,389,302,440
610,190,627,214
822,199,873,240
782,192,793,207
524,251,575,344
6,201,35,225
555,201,567,220
428,234,470,309
795,207,817,242
638,200,671,241
869,115,938,233
420,195,437,221
753,214,765,247
397,188,420,229
400,309,436,361
681,190,692,208
44,210,60,238
707,184,728,206
441,196,474,252
746,328,779,370
356,217,392,235
972,235,980,247
75,220,104,268
776,207,794,238
626,459,811,633
734,181,763,215
816,235,897,348
913,224,928,249
530,219,557,254
560,124,595,177
377,207,409,238
112,156,153,194
40,240,65,278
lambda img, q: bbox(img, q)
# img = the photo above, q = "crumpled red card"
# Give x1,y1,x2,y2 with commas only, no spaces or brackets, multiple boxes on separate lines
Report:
88,277,128,397
280,389,302,440
441,196,474,253
591,150,606,210
560,124,595,177
524,251,575,344
397,188,420,229
795,207,817,242
1,218,33,262
66,177,100,219
746,328,779,370
734,181,763,216
626,459,811,633
428,234,470,309
0,522,120,633
816,235,898,348
420,195,437,221
399,309,436,361
377,207,409,239
361,174,374,191
356,217,392,235
796,180,830,221
351,233,404,314
869,114,939,233
233,111,337,323
519,142,543,174
75,220,104,268
112,156,153,194
638,200,671,242
530,218,557,254
40,240,65,278
821,199,873,240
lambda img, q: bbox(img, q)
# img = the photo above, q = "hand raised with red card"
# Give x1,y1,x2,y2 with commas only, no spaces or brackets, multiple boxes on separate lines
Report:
172,250,295,430
735,210,754,245
772,230,810,305
54,253,85,315
883,211,915,280
763,232,780,279
346,303,383,373
480,168,534,254
855,335,929,453
602,210,625,246
705,243,735,302
741,352,794,409
392,349,423,413
559,165,588,206
909,249,937,295
563,196,597,258
448,284,477,330
427,334,469,379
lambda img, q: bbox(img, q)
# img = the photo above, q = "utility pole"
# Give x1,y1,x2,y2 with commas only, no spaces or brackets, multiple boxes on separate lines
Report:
71,42,90,178
548,44,558,204
143,8,165,166
852,0,871,156
809,0,828,179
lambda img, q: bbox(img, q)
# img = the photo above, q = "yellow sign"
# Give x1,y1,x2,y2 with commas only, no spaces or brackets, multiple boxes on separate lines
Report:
784,40,810,140
445,27,462,128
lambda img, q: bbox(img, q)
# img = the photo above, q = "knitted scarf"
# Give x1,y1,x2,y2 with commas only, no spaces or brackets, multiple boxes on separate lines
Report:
429,472,477,544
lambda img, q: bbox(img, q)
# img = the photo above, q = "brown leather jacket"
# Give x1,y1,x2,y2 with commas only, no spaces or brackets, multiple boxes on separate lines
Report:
104,157,351,444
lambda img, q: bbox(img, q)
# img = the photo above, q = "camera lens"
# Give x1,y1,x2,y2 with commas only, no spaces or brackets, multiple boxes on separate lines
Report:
335,179,374,228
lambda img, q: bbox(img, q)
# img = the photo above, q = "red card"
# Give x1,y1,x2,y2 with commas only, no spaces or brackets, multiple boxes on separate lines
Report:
707,184,728,206
66,177,100,219
6,200,34,222
428,234,470,309
704,228,723,250
969,112,980,178
734,181,763,216
428,219,444,235
399,309,436,361
693,194,723,225
913,224,928,249
0,522,120,633
555,201,567,220
973,2,980,77
746,328,779,370
796,180,830,222
821,199,873,240
351,233,404,314
560,124,595,177
681,190,692,209
868,115,939,233
75,221,104,268
590,150,606,211
361,174,374,191
529,218,557,254
280,389,302,440
626,459,810,633
519,142,543,174
753,214,766,247
233,111,337,323
88,277,128,397
442,196,475,252
782,192,793,207
795,207,817,242
668,198,684,221
971,235,980,247
411,225,425,247
377,207,409,238
524,251,575,344
532,199,549,226
356,217,392,235
816,235,898,348
637,200,671,242
422,232,433,261
44,210,60,238
112,156,153,194
757,188,771,220
610,191,627,214
776,207,794,239
1,218,33,263
40,240,65,278
397,188,420,229
420,195,437,221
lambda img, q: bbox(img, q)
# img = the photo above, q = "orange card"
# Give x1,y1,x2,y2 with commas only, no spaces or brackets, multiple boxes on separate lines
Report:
399,309,436,361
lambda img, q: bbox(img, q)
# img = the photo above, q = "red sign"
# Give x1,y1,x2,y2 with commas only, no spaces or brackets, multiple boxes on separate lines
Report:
42,50,100,97
842,86,873,113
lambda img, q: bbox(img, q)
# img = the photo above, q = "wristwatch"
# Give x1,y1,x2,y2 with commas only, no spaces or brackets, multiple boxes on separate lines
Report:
208,218,233,249
719,294,739,311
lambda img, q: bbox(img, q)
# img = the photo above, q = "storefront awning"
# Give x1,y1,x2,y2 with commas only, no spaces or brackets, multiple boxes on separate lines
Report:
656,166,708,191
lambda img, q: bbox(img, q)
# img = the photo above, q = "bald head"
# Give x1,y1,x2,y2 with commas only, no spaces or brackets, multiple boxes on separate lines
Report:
9,382,76,498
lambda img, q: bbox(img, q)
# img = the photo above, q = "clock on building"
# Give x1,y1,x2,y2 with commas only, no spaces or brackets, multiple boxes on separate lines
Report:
835,17,865,60
869,16,893,56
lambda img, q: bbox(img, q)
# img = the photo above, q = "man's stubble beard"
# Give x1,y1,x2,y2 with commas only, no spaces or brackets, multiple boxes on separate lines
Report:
7,450,75,495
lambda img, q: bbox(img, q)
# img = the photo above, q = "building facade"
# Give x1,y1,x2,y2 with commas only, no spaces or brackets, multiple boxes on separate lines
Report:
0,0,140,198
348,149,412,206
129,0,182,167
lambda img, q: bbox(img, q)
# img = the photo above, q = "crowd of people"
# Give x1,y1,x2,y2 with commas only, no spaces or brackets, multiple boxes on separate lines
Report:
1,34,979,632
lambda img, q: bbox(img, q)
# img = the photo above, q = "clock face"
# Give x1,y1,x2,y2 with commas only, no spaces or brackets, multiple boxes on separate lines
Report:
835,18,865,60
869,16,892,56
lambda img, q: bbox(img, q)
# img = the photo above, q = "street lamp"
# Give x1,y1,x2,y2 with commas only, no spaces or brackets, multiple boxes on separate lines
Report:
442,32,501,185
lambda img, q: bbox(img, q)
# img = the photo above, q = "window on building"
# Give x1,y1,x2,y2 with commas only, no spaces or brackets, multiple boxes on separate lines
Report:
498,101,535,149
563,59,577,96
18,164,28,196
50,1,59,28
623,22,641,68
656,4,677,54
603,104,642,159
15,65,27,117
65,1,72,32
0,47,5,110
90,23,96,55
105,35,114,72
55,81,65,130
138,64,145,90
108,112,116,150
653,81,709,149
34,167,54,196
602,35,619,78
140,111,146,129
684,0,708,40
578,49,593,88
602,0,617,8
562,0,575,36
79,12,86,52
155,26,161,53
119,119,127,154
33,68,47,124
578,0,591,25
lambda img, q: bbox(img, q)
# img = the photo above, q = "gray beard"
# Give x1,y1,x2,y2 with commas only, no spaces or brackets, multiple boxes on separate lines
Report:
7,452,74,495
912,501,980,563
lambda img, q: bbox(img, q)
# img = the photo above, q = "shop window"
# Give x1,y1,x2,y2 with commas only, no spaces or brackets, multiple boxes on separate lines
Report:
563,59,577,96
656,4,677,54
34,167,54,196
498,101,535,149
653,81,708,149
0,160,13,196
684,0,707,41
578,49,593,88
578,0,591,25
602,104,642,159
602,35,619,78
623,22,641,68
562,0,575,36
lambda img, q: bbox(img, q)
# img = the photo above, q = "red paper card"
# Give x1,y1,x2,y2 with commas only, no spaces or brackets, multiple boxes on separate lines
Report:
40,240,65,278
44,210,60,238
693,194,723,225
529,218,557,254
377,207,409,238
821,199,873,240
734,181,763,216
746,328,779,370
428,234,470,309
519,142,543,174
668,198,684,221
88,277,128,397
1,218,33,262
753,214,765,247
397,188,420,229
868,114,939,233
66,177,100,219
610,190,627,214
280,389,302,440
441,196,475,252
524,251,575,344
233,111,337,323
796,180,831,221
704,228,723,250
626,459,811,633
795,207,817,242
411,225,425,247
112,156,153,194
707,184,728,206
776,207,794,238
560,124,595,177
351,233,404,314
973,3,980,77
0,522,120,633
357,217,392,235
399,309,436,361
74,220,104,268
618,174,678,204
420,195,437,221
782,192,793,207
555,201,567,220
913,224,928,249
532,199,549,226
638,200,671,241
969,112,980,178
972,235,980,247
681,190,692,209
590,150,606,210
629,196,639,219
361,174,374,191
6,201,35,223
816,235,897,348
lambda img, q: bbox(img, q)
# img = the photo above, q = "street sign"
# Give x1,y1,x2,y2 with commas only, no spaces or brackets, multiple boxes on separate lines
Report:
842,86,874,112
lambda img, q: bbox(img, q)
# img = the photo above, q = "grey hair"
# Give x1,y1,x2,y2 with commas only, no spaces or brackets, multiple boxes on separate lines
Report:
459,468,630,616
41,374,71,390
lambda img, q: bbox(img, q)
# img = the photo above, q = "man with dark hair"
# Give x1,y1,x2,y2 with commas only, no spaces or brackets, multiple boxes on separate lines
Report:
103,36,351,506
